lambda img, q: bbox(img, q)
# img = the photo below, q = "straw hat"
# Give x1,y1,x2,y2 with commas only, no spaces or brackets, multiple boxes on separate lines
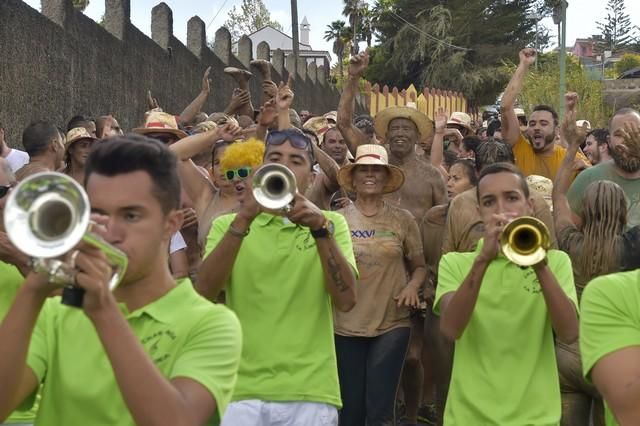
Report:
132,111,188,139
447,111,474,133
526,175,553,211
337,144,405,194
514,108,526,117
374,104,433,141
65,127,98,150
323,111,338,123
576,120,592,130
303,116,332,145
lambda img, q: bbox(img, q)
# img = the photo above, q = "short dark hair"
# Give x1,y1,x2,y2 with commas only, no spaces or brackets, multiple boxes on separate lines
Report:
475,140,514,172
486,119,502,137
84,134,181,214
461,135,482,156
354,114,375,137
67,115,95,132
532,105,559,126
477,162,529,200
22,120,60,157
587,128,608,146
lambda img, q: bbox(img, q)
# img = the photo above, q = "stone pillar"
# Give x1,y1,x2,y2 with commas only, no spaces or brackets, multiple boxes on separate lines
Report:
285,54,296,78
213,27,232,64
256,41,270,61
42,0,73,27
272,48,285,77
318,65,327,86
187,16,207,58
104,0,130,40
308,62,317,84
297,57,307,81
237,35,253,68
151,2,173,50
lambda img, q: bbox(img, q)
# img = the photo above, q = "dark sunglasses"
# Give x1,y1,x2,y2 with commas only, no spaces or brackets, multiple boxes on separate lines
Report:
225,167,252,181
266,129,316,163
0,184,12,198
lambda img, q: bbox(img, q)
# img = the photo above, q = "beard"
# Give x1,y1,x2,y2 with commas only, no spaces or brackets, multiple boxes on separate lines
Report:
587,148,601,165
526,132,555,153
610,144,640,173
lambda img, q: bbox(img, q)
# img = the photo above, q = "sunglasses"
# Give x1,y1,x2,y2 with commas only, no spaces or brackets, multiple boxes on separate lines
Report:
225,167,252,181
266,129,316,163
0,184,12,198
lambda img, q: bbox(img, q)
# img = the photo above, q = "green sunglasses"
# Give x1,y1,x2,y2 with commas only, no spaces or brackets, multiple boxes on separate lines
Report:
225,167,252,181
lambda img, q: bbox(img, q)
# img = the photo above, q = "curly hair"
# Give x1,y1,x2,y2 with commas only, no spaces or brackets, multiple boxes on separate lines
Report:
219,138,265,171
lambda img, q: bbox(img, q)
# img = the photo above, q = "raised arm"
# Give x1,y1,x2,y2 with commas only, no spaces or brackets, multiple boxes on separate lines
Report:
501,48,536,146
277,77,295,130
554,92,585,233
337,51,370,155
179,67,211,126
431,107,450,180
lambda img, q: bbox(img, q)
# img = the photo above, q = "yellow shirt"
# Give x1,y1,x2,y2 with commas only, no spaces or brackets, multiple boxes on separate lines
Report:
513,134,588,181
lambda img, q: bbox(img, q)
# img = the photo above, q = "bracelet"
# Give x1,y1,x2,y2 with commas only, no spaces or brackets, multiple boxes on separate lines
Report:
227,224,249,238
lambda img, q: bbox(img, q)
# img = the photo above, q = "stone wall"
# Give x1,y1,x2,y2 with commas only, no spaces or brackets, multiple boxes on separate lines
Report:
0,0,365,147
603,78,640,110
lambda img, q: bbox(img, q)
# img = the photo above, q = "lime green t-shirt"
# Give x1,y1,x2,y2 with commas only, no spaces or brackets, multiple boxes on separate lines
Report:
580,269,640,426
0,261,37,424
434,242,578,426
205,211,358,407
25,280,242,425
567,161,640,228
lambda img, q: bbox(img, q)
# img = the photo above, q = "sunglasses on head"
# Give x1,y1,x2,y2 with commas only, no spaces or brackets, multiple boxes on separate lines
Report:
0,184,12,198
148,134,178,145
225,167,252,181
266,129,316,163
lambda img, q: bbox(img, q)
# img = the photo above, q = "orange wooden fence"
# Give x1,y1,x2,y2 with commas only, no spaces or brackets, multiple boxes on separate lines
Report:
363,82,468,121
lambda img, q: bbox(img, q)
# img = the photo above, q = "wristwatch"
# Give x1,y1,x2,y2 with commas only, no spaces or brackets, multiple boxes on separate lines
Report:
310,219,335,239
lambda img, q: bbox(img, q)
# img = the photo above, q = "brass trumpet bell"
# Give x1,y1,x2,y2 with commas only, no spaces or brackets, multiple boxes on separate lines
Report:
500,216,551,267
4,172,128,306
252,163,297,211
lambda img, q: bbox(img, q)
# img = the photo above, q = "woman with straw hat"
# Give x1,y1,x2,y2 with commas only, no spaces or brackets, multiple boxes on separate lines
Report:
335,144,427,426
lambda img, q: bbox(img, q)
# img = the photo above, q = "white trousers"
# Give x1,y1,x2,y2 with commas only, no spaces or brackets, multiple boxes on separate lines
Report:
221,400,338,426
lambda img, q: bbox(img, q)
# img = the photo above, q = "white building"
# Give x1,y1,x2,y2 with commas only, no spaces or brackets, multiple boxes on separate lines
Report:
232,17,331,67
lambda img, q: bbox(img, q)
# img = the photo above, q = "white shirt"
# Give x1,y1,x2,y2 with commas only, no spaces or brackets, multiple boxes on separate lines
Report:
5,148,29,172
169,232,187,254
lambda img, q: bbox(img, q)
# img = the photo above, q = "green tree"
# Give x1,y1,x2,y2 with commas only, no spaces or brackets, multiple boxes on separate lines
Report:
596,0,635,52
615,53,640,76
71,0,89,11
223,0,283,41
361,0,552,106
324,20,351,81
507,52,612,127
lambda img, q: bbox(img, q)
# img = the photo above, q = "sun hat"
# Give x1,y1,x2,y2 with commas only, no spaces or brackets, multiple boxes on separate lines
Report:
374,103,433,141
323,111,338,123
576,120,592,131
337,144,405,194
447,111,474,133
64,127,98,150
303,116,332,145
514,108,526,117
132,111,188,139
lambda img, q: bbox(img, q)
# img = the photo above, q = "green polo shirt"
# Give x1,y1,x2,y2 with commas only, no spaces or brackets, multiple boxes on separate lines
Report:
24,280,241,425
580,269,640,426
205,211,357,408
0,261,37,424
434,241,577,426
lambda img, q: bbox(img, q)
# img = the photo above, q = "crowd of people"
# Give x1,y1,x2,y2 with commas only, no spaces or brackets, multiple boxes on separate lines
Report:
0,46,639,426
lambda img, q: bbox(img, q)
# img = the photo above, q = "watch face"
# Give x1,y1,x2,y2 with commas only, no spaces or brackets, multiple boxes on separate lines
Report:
327,220,335,235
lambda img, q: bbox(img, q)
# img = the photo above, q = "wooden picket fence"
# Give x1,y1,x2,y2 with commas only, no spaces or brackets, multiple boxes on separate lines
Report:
363,82,469,121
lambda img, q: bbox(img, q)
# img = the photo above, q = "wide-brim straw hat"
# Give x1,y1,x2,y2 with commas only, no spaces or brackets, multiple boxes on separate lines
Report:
65,127,98,151
337,144,405,194
447,111,474,133
132,111,188,139
303,116,331,145
374,105,433,141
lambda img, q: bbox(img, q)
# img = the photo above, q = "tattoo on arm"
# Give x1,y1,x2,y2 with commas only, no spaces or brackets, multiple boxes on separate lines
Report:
327,247,349,292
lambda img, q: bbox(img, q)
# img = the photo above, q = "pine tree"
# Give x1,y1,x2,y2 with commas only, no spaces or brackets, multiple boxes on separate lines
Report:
596,0,635,52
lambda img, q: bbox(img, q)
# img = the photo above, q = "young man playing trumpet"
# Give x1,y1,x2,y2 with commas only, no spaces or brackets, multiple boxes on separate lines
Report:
0,136,242,425
434,162,578,425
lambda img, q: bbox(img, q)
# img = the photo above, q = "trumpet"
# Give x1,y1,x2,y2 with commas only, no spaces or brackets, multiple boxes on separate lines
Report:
252,163,297,212
500,216,551,267
3,172,128,307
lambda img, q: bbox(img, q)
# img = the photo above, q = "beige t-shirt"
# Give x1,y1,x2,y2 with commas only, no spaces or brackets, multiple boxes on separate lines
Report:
334,202,423,337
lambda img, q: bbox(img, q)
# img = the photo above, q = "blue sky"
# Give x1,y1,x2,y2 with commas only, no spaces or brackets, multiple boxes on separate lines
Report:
22,0,640,64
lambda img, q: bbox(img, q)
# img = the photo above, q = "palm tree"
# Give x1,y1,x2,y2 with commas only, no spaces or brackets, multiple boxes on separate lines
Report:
325,20,348,79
